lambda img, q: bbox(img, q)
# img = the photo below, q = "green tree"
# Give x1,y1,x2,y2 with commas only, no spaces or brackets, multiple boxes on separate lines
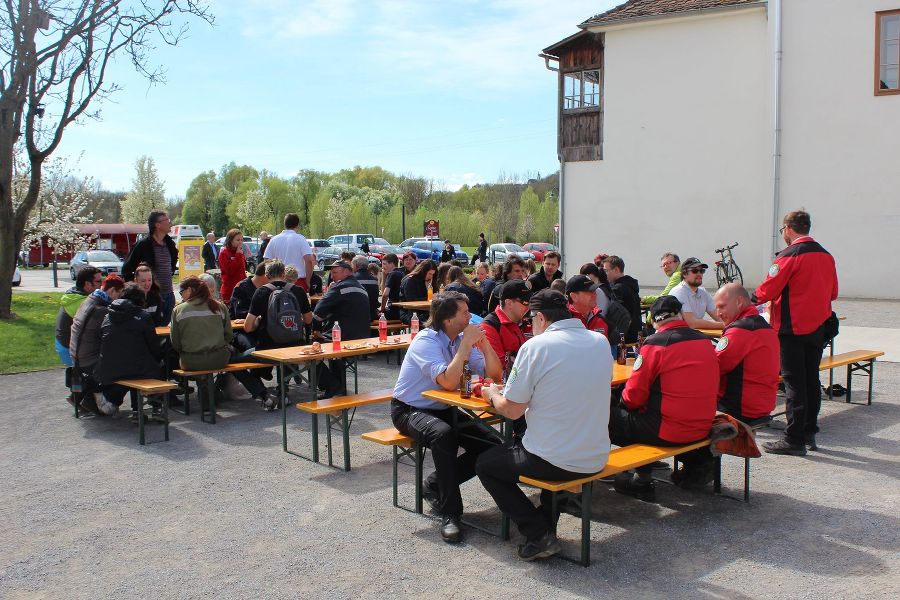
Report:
121,156,166,224
219,163,258,194
516,186,541,242
182,170,219,233
235,185,268,237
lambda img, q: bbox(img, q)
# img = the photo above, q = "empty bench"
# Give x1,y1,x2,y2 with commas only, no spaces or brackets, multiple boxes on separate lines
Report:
115,379,180,445
172,362,273,423
292,388,394,470
818,350,884,405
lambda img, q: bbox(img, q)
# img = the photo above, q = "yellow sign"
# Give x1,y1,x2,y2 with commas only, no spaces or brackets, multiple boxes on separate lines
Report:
179,239,205,278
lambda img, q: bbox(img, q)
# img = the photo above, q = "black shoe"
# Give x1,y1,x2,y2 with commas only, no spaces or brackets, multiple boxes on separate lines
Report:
804,434,818,451
763,438,807,456
440,515,461,544
671,462,715,489
517,531,561,562
650,460,670,470
252,390,268,407
613,473,656,502
422,482,440,513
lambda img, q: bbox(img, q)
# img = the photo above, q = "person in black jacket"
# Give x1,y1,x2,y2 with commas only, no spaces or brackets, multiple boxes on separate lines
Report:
352,255,380,321
201,233,219,270
122,210,179,324
527,251,563,293
444,266,484,317
440,239,457,263
93,284,165,416
602,255,641,343
471,232,488,265
399,259,436,324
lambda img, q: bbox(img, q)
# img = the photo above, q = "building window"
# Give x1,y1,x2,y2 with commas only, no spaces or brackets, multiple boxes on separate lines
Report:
876,10,900,95
563,70,600,110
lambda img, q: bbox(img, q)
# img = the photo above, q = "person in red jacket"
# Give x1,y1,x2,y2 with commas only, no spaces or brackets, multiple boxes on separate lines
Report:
752,210,838,455
566,274,611,341
218,228,247,304
713,283,779,422
610,296,718,500
480,280,531,374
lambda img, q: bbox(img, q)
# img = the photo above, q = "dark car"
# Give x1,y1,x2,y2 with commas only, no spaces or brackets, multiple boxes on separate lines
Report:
315,245,379,271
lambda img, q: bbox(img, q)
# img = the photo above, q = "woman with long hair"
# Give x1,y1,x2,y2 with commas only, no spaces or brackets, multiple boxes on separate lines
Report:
134,263,165,326
444,266,484,316
171,276,268,405
434,262,452,293
218,228,246,304
399,259,436,324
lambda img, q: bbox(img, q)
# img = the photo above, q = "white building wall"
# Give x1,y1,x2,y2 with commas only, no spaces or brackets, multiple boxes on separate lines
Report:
779,0,900,298
564,8,772,293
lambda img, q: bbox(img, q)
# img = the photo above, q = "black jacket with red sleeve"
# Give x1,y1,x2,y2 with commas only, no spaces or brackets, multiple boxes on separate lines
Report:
621,320,718,443
716,306,780,420
752,236,838,336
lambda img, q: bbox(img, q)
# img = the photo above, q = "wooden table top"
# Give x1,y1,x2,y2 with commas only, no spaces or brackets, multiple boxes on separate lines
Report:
310,295,322,305
251,334,411,364
392,300,431,311
155,319,246,337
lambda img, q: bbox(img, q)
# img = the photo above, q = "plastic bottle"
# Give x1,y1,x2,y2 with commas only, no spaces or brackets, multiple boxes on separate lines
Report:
410,313,419,339
460,360,472,399
616,333,627,365
378,313,387,343
332,321,341,352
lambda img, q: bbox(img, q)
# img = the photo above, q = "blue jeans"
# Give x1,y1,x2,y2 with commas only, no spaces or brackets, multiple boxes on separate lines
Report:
56,339,73,367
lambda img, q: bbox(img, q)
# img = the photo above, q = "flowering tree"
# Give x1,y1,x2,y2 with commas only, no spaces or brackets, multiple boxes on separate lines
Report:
0,1,213,318
235,184,267,237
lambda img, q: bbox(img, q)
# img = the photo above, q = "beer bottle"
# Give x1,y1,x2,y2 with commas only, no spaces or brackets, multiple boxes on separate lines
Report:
460,360,472,398
616,333,627,365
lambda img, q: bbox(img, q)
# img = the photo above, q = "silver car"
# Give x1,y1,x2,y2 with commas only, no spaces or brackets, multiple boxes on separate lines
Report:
70,250,123,279
488,243,535,264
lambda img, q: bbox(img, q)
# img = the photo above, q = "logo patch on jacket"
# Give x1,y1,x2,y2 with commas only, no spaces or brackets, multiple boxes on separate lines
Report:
768,264,779,277
715,337,729,352
633,355,643,370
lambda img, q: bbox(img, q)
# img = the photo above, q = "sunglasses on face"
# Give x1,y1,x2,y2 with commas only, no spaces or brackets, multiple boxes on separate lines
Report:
688,268,706,274
779,225,787,234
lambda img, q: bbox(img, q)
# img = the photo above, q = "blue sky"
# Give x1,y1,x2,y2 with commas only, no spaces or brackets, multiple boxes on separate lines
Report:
55,0,617,197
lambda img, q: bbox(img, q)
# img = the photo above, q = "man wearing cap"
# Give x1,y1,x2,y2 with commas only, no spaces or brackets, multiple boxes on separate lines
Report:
669,257,725,330
610,296,718,500
392,291,503,544
713,283,780,423
753,210,838,456
352,255,380,321
312,260,371,398
481,280,531,373
566,274,612,341
476,289,612,561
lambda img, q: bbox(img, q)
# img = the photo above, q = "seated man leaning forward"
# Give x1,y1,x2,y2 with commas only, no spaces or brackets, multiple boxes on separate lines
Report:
713,283,780,424
391,291,503,545
669,256,725,330
476,289,612,562
611,296,719,499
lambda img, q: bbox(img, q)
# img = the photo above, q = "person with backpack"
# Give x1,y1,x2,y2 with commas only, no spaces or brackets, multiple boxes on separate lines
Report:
580,262,631,343
602,255,642,343
311,260,372,398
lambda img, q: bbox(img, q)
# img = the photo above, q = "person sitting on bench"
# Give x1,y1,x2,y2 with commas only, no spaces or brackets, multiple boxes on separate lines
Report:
610,296,718,499
713,283,779,424
476,289,612,562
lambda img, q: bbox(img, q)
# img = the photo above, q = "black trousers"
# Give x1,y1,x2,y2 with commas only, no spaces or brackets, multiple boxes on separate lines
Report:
390,399,495,517
780,326,825,444
316,359,347,395
476,442,589,542
608,402,709,467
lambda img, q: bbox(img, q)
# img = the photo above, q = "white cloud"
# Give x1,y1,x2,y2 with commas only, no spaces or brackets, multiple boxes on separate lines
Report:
236,0,356,39
441,172,485,192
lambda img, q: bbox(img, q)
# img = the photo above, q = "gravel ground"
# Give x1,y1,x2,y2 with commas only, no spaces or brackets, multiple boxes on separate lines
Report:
2,354,899,599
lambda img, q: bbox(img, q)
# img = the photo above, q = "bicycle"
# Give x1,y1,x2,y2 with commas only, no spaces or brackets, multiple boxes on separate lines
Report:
714,242,743,287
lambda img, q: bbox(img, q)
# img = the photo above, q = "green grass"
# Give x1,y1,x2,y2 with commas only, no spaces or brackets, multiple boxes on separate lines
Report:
0,292,65,374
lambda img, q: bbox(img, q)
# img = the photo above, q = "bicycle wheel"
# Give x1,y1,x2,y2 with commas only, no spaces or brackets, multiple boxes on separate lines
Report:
728,262,744,286
715,263,728,288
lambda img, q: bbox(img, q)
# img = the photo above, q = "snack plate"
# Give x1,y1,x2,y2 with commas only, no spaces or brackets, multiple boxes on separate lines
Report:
342,342,372,350
380,338,405,346
298,347,324,356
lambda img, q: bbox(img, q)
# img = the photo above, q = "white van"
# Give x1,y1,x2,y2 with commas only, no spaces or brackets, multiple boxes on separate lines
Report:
171,224,204,242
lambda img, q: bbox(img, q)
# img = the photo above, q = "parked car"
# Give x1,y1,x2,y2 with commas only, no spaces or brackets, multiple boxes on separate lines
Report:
368,239,405,260
400,239,469,264
522,242,558,262
488,243,535,264
70,250,124,279
12,266,21,287
171,224,204,243
307,239,332,254
315,245,379,270
327,233,376,251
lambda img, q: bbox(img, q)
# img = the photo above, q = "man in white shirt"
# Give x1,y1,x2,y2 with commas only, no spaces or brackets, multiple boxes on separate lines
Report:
262,213,315,291
476,289,612,561
670,257,724,330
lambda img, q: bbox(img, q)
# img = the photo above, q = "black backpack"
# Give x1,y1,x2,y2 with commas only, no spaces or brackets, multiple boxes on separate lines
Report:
602,290,632,343
264,283,304,345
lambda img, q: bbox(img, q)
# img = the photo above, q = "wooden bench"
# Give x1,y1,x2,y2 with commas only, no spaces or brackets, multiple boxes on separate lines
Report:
818,350,883,405
115,379,180,445
172,362,272,423
292,389,394,470
517,440,724,567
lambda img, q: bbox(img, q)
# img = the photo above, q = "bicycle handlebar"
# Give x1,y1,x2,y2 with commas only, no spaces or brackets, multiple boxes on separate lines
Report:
714,242,739,253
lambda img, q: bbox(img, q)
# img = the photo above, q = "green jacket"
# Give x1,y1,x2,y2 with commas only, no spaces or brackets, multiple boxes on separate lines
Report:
170,299,232,371
642,266,682,305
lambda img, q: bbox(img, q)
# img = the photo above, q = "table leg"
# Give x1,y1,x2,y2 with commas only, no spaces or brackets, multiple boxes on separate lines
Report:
280,363,288,452
868,360,875,406
342,409,351,472
326,412,334,467
135,390,144,446
163,392,170,442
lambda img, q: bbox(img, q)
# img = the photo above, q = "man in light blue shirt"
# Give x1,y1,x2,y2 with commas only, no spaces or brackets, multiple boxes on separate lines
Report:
391,291,503,544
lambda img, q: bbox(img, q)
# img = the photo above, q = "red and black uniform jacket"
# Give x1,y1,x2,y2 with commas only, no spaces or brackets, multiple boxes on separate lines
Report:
622,320,718,443
752,236,838,336
716,306,780,420
568,305,609,338
481,306,526,368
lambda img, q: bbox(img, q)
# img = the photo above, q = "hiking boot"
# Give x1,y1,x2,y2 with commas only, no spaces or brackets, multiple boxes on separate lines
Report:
422,482,441,513
95,394,119,417
804,434,818,451
517,531,562,562
671,462,715,489
263,394,279,411
613,473,656,502
763,438,807,456
440,515,462,544
79,393,100,414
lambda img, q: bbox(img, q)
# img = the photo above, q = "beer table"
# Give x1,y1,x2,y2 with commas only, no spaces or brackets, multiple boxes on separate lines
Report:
309,294,322,305
252,335,411,458
154,319,246,337
392,300,431,312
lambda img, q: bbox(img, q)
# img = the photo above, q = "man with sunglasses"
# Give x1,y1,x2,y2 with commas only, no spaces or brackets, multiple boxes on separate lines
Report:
669,257,725,330
481,280,531,374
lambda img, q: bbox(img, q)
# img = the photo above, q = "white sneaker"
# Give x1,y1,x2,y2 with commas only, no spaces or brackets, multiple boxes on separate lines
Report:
95,394,119,416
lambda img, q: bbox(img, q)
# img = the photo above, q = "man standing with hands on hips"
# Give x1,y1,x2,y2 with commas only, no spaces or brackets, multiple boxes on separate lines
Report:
753,210,838,455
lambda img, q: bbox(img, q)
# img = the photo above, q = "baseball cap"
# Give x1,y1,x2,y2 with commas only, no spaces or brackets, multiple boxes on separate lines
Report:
529,289,568,313
681,257,708,271
499,280,532,303
328,260,353,270
566,274,598,294
650,295,683,322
